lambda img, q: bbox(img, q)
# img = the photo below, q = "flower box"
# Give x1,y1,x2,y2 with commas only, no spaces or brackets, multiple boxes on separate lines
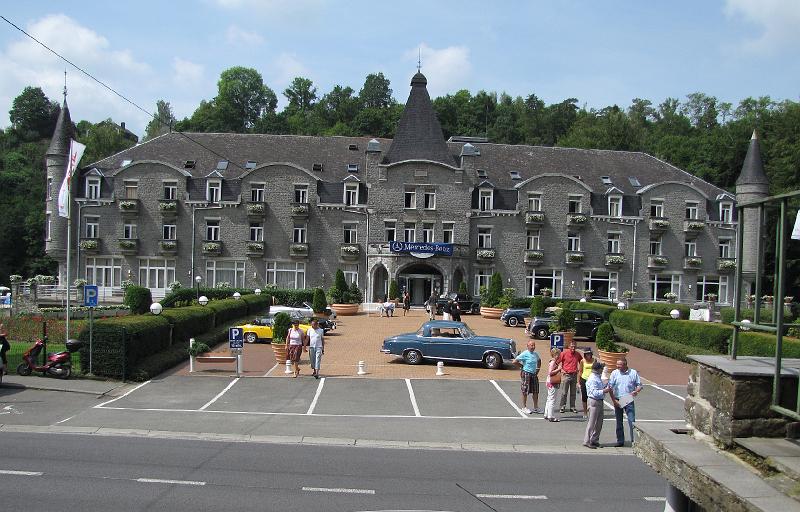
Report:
118,199,139,214
291,203,309,217
159,240,177,255
340,244,361,260
683,220,705,236
476,248,496,260
246,242,264,257
290,243,309,257
684,256,703,269
525,211,545,225
649,218,670,232
524,250,544,265
605,253,625,267
118,239,138,254
565,251,584,266
246,203,265,216
202,241,222,255
648,255,668,268
566,213,588,228
80,239,99,253
717,258,736,273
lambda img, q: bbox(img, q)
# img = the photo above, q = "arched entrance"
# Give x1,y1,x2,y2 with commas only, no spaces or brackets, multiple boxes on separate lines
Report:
372,264,389,302
397,262,443,305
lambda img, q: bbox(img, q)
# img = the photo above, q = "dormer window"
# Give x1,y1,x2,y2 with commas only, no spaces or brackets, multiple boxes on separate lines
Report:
344,183,358,206
477,169,488,179
509,171,521,180
122,159,132,167
479,189,493,211
608,195,622,218
216,160,229,171
207,180,221,203
245,160,257,170
184,160,196,169
720,202,733,223
312,163,323,172
86,177,101,199
347,164,359,173
348,144,358,151
601,176,612,185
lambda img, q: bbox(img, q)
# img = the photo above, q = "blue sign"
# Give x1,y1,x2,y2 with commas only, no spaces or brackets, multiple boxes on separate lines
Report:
389,241,453,256
83,285,98,307
229,327,244,349
549,332,564,351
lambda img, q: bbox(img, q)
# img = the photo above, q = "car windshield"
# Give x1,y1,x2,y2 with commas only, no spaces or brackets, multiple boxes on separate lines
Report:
460,324,475,338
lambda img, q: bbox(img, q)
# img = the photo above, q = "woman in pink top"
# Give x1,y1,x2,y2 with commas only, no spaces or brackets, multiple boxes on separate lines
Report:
285,319,307,378
544,347,563,422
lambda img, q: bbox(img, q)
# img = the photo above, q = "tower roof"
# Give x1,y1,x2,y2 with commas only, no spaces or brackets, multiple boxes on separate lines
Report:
46,100,74,157
736,130,769,186
382,72,456,167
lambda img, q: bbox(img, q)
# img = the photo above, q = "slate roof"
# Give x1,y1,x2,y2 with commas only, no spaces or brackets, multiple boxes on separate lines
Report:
736,131,768,186
46,100,74,157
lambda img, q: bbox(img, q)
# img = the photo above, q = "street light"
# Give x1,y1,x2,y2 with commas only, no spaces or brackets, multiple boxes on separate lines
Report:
610,287,617,302
617,302,626,310
198,295,209,306
254,288,261,295
233,292,241,300
150,302,163,315
670,309,680,319
195,275,202,299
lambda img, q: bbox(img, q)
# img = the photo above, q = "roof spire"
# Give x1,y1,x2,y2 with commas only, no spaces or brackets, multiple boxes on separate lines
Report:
736,128,768,186
63,69,67,103
417,48,421,73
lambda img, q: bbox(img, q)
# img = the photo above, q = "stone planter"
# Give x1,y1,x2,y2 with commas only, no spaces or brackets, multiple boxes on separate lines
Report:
195,354,237,364
272,343,287,365
332,303,359,316
597,349,628,378
560,331,575,347
480,306,504,319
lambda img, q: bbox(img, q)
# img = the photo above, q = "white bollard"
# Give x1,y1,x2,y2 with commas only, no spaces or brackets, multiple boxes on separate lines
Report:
357,360,367,375
284,359,293,374
436,361,445,376
189,338,195,373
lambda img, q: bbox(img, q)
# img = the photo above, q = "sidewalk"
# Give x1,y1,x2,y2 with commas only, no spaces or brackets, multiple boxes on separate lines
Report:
2,374,127,396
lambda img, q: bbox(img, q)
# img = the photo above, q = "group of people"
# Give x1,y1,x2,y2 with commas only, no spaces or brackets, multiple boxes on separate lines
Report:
513,339,642,447
424,292,462,322
379,290,412,317
285,318,325,378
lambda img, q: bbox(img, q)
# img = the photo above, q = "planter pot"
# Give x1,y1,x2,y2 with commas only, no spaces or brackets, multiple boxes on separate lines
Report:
560,331,574,347
480,306,504,319
272,344,288,364
332,303,359,316
597,349,628,378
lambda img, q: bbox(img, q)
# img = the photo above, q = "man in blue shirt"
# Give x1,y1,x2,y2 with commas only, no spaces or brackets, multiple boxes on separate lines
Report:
583,360,610,448
513,340,541,414
608,357,643,447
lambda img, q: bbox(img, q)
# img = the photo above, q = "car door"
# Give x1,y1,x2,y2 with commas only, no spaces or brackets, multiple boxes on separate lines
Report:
574,312,591,337
422,327,460,359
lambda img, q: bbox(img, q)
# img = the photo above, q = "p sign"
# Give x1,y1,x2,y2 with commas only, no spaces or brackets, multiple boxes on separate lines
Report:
83,285,99,307
229,327,244,349
549,332,564,351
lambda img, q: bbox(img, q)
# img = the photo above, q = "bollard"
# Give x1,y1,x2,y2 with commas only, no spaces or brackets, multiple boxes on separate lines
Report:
189,338,195,373
357,360,367,375
284,359,293,374
436,361,445,376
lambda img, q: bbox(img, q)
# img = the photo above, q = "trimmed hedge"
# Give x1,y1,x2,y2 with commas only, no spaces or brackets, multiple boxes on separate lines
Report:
615,327,718,363
511,297,558,309
160,287,253,308
207,298,249,326
719,307,789,324
735,331,800,358
609,309,667,336
160,306,215,343
657,320,733,353
630,302,690,319
124,285,153,314
564,301,617,320
240,293,272,315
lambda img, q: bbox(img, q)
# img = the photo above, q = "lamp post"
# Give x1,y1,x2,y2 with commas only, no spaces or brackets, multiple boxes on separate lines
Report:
150,302,163,315
198,295,208,306
610,287,617,302
254,288,261,295
195,275,202,300
233,292,241,300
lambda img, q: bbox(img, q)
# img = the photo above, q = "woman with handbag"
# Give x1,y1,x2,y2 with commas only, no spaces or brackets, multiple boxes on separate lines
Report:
544,347,563,422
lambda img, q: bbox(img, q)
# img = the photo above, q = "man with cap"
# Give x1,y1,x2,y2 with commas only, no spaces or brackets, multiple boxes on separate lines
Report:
578,349,596,419
583,360,610,448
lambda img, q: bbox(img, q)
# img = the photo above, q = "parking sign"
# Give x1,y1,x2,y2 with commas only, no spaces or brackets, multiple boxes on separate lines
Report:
83,285,98,307
229,327,244,349
549,332,564,351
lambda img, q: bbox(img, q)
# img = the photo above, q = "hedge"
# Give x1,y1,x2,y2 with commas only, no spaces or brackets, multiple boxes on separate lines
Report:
207,298,249,326
719,306,793,324
511,297,558,309
609,309,667,336
735,331,800,358
124,285,153,314
630,302,690,319
240,293,272,315
160,306,215,343
657,320,733,353
614,327,719,363
564,301,617,320
160,287,254,308
269,288,315,307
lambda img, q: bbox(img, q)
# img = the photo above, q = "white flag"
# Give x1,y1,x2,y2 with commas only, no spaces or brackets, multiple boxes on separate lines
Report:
57,139,86,218
792,209,800,241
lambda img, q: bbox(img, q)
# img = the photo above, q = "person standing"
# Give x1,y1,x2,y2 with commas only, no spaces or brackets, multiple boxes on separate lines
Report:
583,360,610,449
558,340,583,414
427,291,437,320
442,298,451,321
0,323,10,376
578,349,596,419
544,347,562,422
608,357,643,447
450,300,461,322
306,318,325,379
513,340,541,414
285,319,306,378
402,290,411,316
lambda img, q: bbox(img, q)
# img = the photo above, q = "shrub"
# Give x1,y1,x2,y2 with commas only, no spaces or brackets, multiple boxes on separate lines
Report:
554,303,575,332
595,322,626,352
160,306,215,343
207,298,249,326
563,301,616,320
736,331,800,358
458,281,468,295
630,302,691,319
482,272,503,307
657,320,733,353
187,342,211,357
614,328,718,363
312,287,327,313
347,281,363,304
124,285,152,314
240,293,272,315
388,280,399,301
609,309,667,336
328,270,348,304
497,288,516,309
272,312,291,344
720,307,792,324
530,296,545,317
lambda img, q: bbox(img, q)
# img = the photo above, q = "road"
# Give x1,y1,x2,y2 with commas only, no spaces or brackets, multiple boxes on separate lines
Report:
0,431,666,511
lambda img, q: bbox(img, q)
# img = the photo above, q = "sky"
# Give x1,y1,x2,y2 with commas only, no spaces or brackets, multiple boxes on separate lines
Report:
1,0,799,137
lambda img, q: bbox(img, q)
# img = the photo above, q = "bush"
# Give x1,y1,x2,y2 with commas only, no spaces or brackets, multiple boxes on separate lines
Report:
347,281,363,304
656,320,732,353
497,288,516,309
595,322,625,352
388,280,399,301
124,285,153,314
563,301,617,320
736,331,800,358
530,296,545,318
240,293,272,315
272,312,291,344
609,309,667,336
615,327,718,363
328,270,348,304
482,272,503,307
187,342,211,357
267,288,314,307
160,306,215,344
160,287,253,308
458,281,468,295
630,302,690,319
311,288,327,313
719,307,783,324
554,303,575,332
207,298,249,326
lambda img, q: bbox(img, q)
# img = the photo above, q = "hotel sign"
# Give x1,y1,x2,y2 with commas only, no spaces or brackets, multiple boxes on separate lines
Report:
389,241,453,258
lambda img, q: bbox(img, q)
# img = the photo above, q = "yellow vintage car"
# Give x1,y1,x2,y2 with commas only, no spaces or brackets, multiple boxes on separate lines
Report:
237,313,312,343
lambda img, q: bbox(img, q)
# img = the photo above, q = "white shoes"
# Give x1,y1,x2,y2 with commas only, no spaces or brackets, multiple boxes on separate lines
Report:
521,407,532,414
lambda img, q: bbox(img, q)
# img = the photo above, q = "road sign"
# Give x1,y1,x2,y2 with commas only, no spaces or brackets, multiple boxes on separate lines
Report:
229,327,244,349
549,332,564,351
83,285,98,307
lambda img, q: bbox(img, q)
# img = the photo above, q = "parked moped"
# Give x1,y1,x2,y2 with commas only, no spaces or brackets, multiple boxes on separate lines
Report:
16,338,84,379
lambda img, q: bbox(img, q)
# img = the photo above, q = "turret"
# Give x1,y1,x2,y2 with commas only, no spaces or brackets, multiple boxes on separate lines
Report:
735,130,769,277
45,99,75,283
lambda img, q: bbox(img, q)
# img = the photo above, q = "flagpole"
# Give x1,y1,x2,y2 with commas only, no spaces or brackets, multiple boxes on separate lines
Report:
65,167,71,342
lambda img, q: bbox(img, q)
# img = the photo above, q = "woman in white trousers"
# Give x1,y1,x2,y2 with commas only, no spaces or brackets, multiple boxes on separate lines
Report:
544,347,562,422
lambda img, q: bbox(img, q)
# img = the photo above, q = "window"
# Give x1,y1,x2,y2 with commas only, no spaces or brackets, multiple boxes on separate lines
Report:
206,219,220,241
163,181,178,200
697,275,729,304
343,222,358,244
608,196,622,217
216,160,229,171
139,258,176,291
649,236,662,255
47,177,53,200
568,195,582,213
525,269,563,297
86,257,123,289
649,274,681,301
650,199,664,217
207,180,221,203
685,201,699,220
162,224,176,240
251,183,265,203
422,223,434,243
344,183,358,205
404,223,416,242
295,185,308,204
477,169,488,178
478,227,492,248
293,224,307,243
601,176,612,185
250,223,263,242
124,180,138,199
685,241,697,257
628,176,641,187
442,222,454,244
183,160,196,169
527,193,542,212
509,171,521,180
607,232,621,253
85,216,99,238
206,260,245,288
123,223,137,239
568,232,581,252
87,177,101,199
404,189,416,209
527,229,540,250
474,269,493,295
45,213,51,240
479,189,493,211
266,261,305,289
720,202,733,223
719,239,732,258
347,163,359,173
423,191,436,210
245,160,257,170
583,271,619,300
385,221,396,242
343,264,359,285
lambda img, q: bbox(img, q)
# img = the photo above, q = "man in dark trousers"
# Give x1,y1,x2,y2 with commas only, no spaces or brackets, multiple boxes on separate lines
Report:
558,340,583,413
426,291,437,320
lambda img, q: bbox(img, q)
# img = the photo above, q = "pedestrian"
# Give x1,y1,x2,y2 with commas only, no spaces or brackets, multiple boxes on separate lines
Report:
513,340,541,414
583,360,610,449
558,340,583,414
578,349,596,419
402,290,411,316
0,323,10,376
450,300,461,322
426,291,437,320
544,347,562,422
608,357,643,447
285,319,306,378
442,298,451,321
306,318,325,379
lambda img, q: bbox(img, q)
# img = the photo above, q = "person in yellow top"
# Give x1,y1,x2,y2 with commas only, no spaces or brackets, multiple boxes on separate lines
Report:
578,349,595,419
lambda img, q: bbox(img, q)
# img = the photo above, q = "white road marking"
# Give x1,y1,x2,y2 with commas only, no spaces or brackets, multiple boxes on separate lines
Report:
54,415,75,424
1,405,22,415
648,383,686,401
262,363,279,377
200,378,239,411
306,377,325,415
95,380,151,408
644,496,666,501
475,494,547,500
405,379,421,417
490,380,528,418
302,486,375,494
0,470,43,476
136,478,205,486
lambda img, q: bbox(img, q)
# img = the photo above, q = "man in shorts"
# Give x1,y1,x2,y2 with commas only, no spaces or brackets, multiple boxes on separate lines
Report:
513,340,541,414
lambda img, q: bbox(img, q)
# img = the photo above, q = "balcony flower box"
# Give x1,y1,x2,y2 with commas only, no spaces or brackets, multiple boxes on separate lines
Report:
566,213,588,228
246,242,264,257
717,258,736,273
684,256,703,269
565,251,584,266
524,250,544,265
159,240,177,255
649,218,670,232
80,239,99,253
202,241,222,255
476,248,496,260
291,203,309,217
118,200,139,214
290,243,309,257
118,239,138,255
525,211,545,225
246,203,265,216
684,220,705,237
648,255,668,268
340,244,361,260
605,254,625,268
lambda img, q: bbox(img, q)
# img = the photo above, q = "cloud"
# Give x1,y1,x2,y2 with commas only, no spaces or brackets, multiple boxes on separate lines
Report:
724,0,800,54
273,53,311,86
225,25,265,46
172,57,205,83
209,0,325,19
404,43,472,96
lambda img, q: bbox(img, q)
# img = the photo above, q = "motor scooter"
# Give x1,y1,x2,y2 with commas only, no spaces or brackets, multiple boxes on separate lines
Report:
16,338,84,379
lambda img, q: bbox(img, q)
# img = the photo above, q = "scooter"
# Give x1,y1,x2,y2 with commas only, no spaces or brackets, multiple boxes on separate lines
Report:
16,338,84,379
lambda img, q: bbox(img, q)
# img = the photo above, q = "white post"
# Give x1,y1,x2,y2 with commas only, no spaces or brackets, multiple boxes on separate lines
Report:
189,337,195,373
663,483,689,512
357,360,367,375
436,361,445,376
284,359,293,374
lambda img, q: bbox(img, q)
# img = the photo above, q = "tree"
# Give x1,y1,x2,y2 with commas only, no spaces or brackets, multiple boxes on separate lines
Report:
358,72,393,109
77,119,137,165
388,279,399,300
318,85,358,127
9,86,59,141
144,100,177,141
311,287,327,314
283,77,317,113
216,67,278,132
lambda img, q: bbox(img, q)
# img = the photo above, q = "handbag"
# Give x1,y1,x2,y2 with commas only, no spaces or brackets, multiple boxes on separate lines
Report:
550,369,561,385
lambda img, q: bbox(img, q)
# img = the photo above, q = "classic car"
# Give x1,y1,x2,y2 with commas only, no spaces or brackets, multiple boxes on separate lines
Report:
434,293,481,315
380,320,517,369
500,307,530,327
237,312,317,343
526,309,607,341
270,302,337,319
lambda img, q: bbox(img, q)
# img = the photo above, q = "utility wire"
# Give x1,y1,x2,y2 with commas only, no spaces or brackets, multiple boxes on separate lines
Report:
0,14,248,173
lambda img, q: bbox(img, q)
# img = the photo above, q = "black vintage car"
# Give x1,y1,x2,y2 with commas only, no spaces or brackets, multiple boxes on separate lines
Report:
526,309,607,341
435,293,481,315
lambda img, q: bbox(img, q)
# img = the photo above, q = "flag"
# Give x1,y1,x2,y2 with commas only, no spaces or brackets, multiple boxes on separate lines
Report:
792,209,800,241
57,139,86,218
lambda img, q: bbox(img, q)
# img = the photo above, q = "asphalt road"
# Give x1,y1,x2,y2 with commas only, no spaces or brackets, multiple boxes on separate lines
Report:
0,432,666,511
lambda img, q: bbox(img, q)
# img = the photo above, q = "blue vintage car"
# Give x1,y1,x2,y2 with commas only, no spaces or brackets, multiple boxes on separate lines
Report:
380,320,518,369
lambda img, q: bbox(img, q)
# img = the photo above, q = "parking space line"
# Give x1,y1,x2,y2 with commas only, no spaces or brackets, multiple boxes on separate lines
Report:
405,379,421,417
262,363,279,377
199,378,239,411
490,380,528,418
648,384,685,401
306,378,325,415
475,493,547,500
0,470,43,476
95,380,151,408
137,478,205,486
302,486,375,494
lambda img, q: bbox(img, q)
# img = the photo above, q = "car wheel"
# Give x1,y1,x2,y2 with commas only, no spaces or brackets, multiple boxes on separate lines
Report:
507,317,519,327
483,352,503,369
245,332,258,344
535,327,549,340
403,349,423,365
471,305,480,314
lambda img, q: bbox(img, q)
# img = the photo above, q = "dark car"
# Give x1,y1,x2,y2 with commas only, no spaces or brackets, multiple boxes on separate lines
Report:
527,309,607,341
435,293,480,315
500,307,530,327
381,320,517,369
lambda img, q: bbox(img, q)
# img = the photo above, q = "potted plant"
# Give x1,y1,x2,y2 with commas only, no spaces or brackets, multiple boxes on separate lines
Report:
784,296,793,305
595,322,628,378
762,295,774,305
329,269,359,315
664,292,678,303
745,294,756,309
388,279,399,304
480,272,505,319
271,312,291,364
540,287,553,298
554,302,576,346
582,289,594,299
497,287,516,310
311,287,328,319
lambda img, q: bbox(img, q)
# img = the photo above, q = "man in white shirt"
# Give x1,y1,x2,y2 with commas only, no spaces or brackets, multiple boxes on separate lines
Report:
306,318,325,379
608,358,642,447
